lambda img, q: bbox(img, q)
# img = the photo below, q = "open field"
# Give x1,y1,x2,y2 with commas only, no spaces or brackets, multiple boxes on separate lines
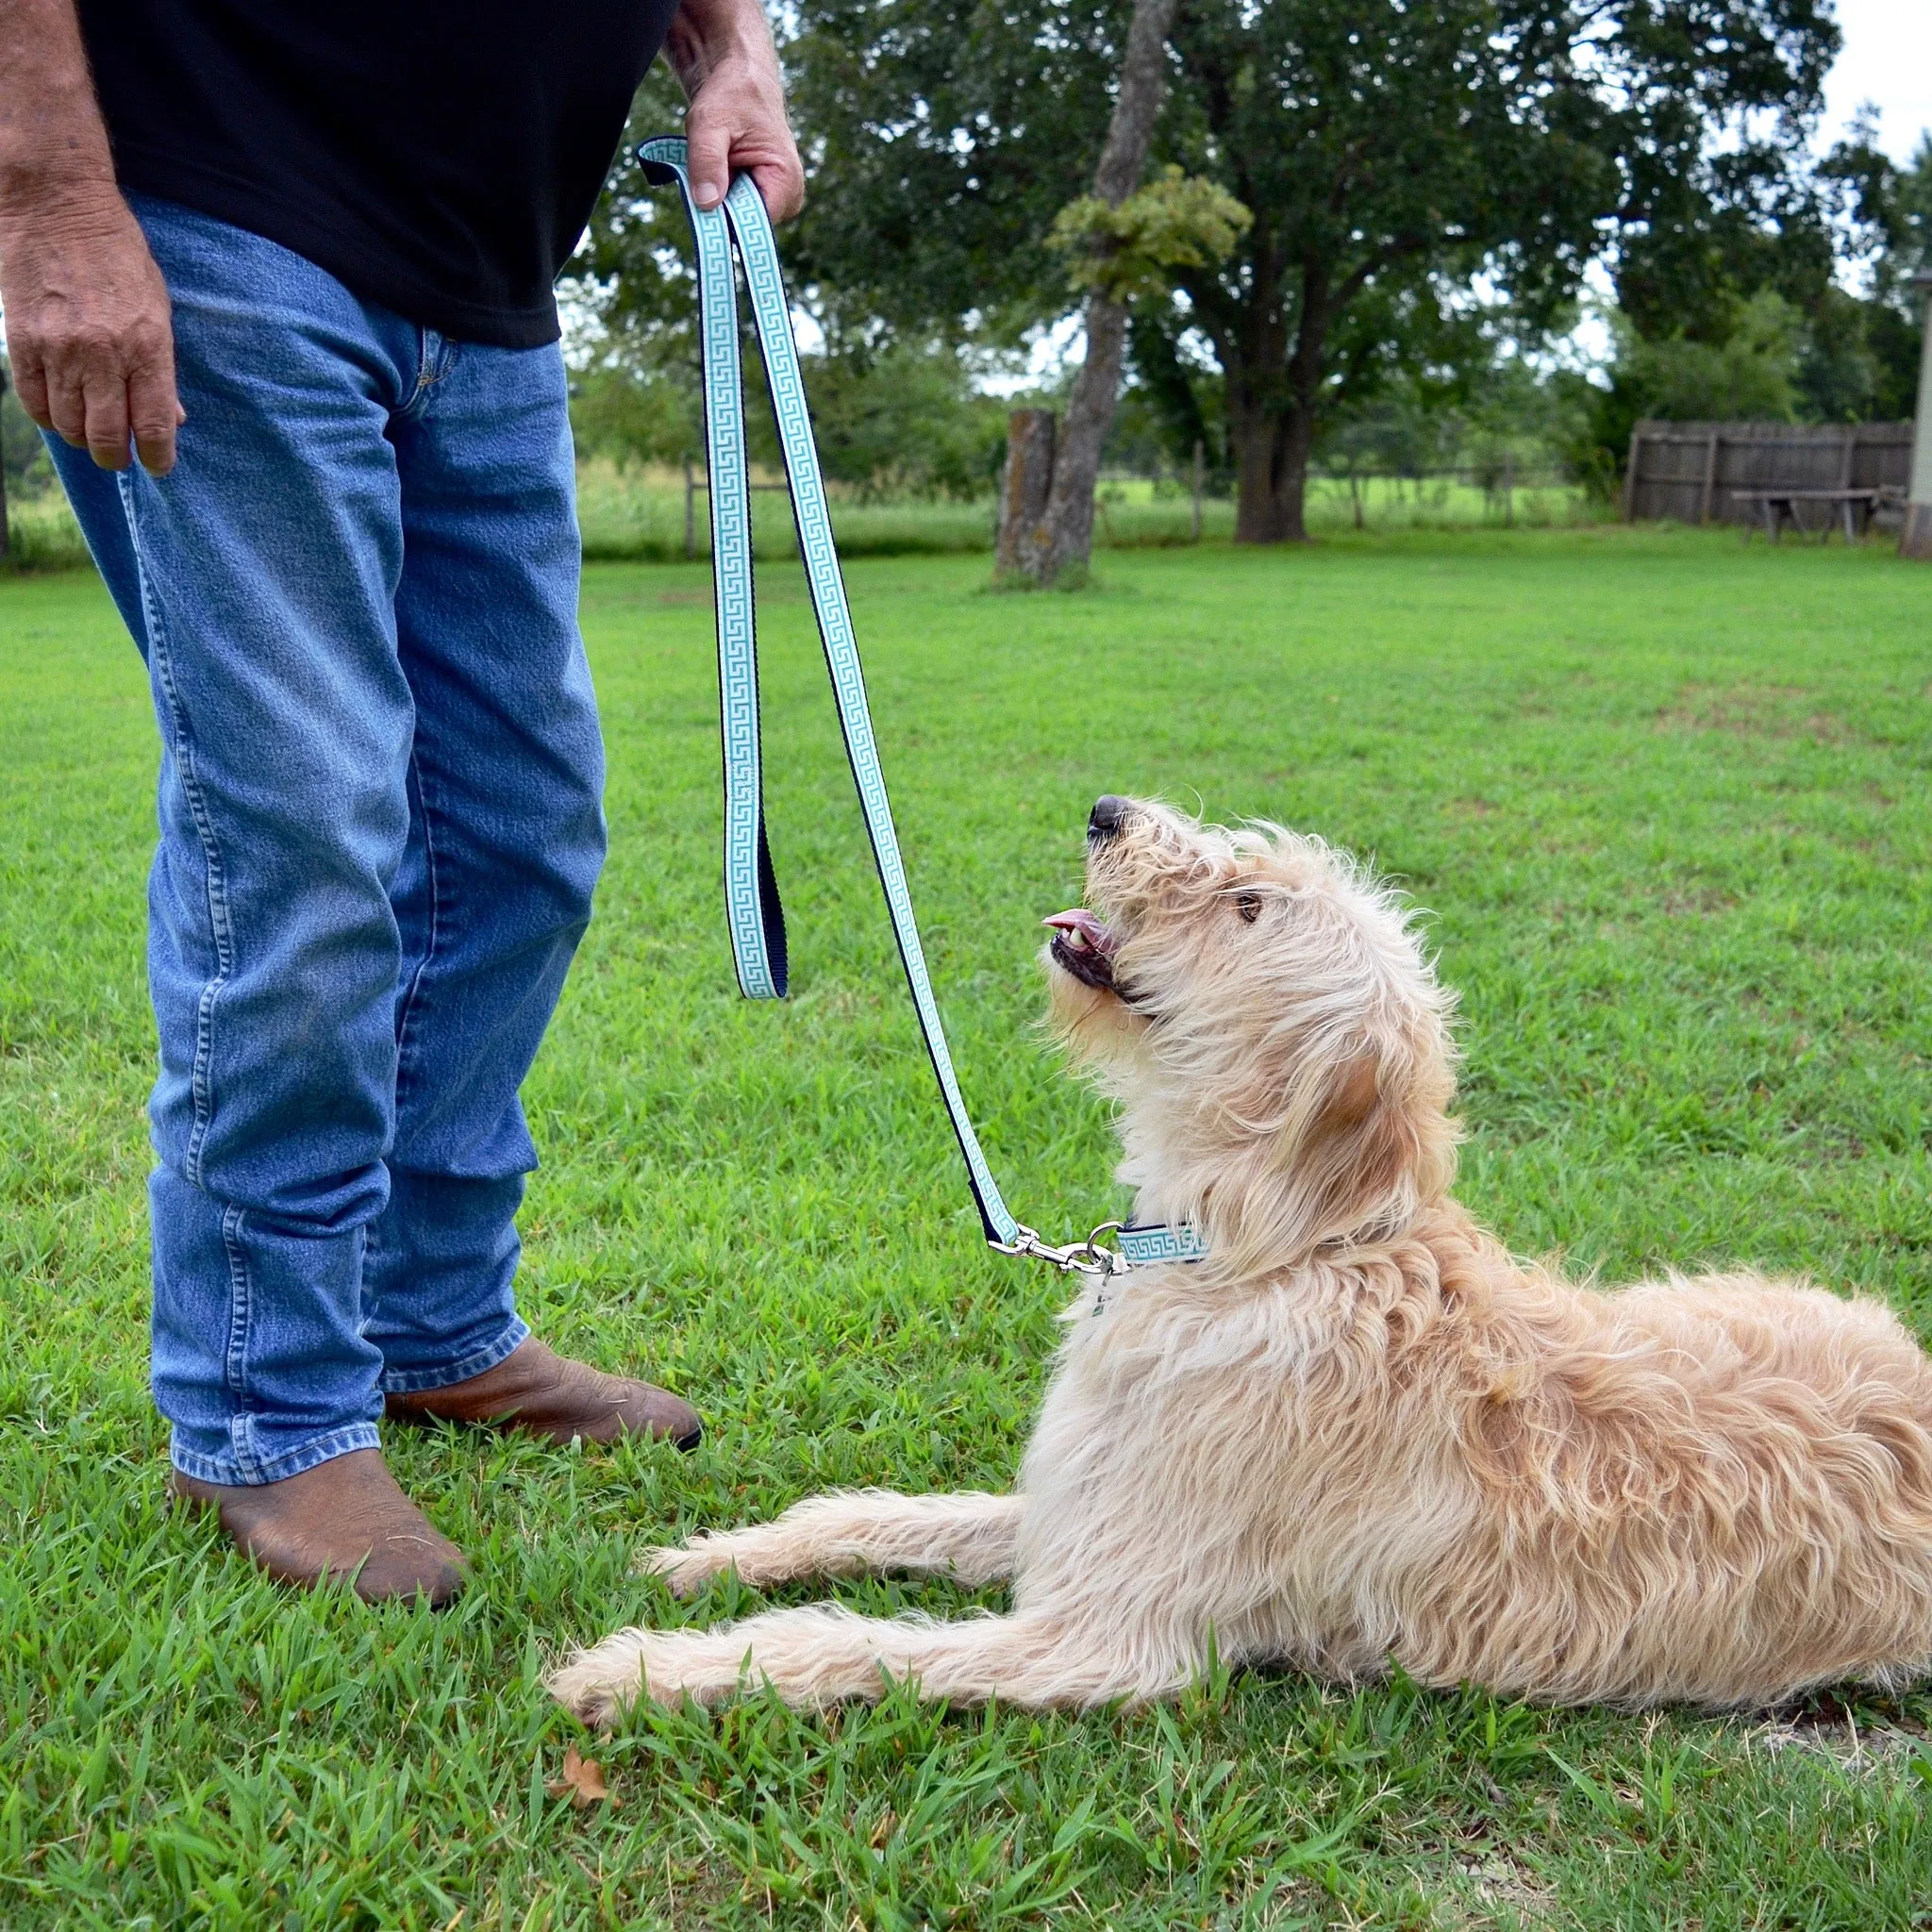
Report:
3,527,1930,1927
3,466,1603,575
574,465,1600,561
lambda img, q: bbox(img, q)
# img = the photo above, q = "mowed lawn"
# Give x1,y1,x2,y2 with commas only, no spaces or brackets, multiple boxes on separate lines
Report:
2,528,1930,1930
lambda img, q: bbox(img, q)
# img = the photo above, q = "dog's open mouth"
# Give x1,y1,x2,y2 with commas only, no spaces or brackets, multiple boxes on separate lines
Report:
1043,908,1120,993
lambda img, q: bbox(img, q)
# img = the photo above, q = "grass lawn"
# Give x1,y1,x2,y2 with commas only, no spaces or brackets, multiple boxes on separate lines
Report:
3,526,1931,1929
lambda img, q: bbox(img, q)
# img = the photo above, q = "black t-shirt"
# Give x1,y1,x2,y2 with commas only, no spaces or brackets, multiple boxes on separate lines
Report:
78,0,682,347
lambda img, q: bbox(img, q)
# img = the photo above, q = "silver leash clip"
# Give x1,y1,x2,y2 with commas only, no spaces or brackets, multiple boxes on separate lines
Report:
989,1221,1125,1277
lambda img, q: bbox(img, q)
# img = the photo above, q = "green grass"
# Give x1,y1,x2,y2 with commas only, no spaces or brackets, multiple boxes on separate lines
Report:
3,526,1931,1928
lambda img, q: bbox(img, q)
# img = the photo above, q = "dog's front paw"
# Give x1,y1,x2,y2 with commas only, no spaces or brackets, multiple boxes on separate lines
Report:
546,1632,653,1728
638,1535,737,1598
548,1628,742,1719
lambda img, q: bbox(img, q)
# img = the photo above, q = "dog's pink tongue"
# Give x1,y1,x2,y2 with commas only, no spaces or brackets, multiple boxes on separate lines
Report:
1043,908,1115,955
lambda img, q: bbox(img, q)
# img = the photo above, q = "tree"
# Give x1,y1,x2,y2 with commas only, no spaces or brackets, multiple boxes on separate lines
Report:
1812,124,1932,421
1563,118,1932,477
786,0,1840,541
785,3,1127,344
1000,0,1181,585
564,68,1007,498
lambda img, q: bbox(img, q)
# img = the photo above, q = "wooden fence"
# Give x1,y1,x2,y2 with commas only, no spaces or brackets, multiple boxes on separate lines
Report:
1623,420,1912,525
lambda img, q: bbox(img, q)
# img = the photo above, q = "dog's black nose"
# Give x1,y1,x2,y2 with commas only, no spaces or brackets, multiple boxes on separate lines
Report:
1089,794,1132,841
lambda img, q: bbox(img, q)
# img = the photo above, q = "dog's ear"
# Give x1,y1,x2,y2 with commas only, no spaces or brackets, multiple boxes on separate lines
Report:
1217,1033,1456,1272
1307,1049,1435,1232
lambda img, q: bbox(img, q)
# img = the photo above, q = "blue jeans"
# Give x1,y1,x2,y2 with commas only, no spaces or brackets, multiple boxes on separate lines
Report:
49,197,607,1486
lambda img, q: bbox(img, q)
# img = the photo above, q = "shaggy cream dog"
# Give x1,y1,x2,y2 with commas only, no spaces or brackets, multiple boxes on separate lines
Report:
549,798,1932,1722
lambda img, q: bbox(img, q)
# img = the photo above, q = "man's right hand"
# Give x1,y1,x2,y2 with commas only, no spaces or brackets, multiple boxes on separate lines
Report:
0,186,184,475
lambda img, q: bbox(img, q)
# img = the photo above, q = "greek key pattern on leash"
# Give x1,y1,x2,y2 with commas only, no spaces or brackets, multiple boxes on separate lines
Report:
639,140,1208,1269
665,142,782,1001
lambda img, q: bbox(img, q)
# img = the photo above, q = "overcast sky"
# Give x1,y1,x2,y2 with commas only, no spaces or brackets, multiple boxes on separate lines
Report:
1822,0,1932,163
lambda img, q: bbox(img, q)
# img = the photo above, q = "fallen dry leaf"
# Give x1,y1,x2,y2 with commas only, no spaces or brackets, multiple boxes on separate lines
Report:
547,1744,616,1809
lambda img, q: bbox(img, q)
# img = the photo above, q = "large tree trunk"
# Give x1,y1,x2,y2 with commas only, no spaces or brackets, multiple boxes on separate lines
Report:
998,0,1178,585
1231,398,1315,543
1226,275,1326,544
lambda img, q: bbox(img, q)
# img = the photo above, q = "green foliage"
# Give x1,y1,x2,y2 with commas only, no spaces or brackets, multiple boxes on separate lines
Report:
569,364,702,471
568,341,1008,501
1048,167,1251,308
1615,290,1806,426
1793,284,1907,425
795,342,1009,500
563,78,1008,497
1586,119,1932,471
1,358,55,497
564,69,706,381
784,1,1126,344
1571,120,1932,477
1561,118,1932,484
0,370,87,571
1118,308,1227,476
1808,126,1932,422
0,491,91,573
5,533,1932,1924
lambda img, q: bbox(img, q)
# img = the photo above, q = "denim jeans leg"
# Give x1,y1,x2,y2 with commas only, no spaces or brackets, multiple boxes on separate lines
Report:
361,337,607,1391
49,199,427,1484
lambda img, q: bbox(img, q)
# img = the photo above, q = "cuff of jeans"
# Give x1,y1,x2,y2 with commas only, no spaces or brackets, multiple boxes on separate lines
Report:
170,1420,382,1489
376,1316,531,1396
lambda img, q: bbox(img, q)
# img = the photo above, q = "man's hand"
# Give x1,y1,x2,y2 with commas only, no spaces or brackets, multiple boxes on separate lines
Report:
0,0,183,474
665,0,804,221
0,187,183,475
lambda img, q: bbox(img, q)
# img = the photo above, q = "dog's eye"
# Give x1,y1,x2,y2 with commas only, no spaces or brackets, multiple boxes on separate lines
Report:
1234,891,1262,924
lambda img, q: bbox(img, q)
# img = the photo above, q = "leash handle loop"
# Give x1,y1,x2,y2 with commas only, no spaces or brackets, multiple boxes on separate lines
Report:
650,148,785,999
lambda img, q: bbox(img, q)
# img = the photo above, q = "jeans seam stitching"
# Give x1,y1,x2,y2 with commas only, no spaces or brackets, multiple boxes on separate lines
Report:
219,1203,260,1479
393,748,445,1108
124,477,235,1186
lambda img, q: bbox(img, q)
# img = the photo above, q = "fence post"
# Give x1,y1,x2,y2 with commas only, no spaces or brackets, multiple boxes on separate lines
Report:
1622,427,1642,523
1699,429,1719,525
1503,447,1514,528
1191,438,1204,543
683,458,695,561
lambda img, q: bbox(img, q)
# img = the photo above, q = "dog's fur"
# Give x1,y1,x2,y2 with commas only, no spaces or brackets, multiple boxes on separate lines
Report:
549,801,1932,1721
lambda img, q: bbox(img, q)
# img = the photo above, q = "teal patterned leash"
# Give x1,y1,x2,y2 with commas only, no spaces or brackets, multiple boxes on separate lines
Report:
662,141,783,1000
641,138,1206,1276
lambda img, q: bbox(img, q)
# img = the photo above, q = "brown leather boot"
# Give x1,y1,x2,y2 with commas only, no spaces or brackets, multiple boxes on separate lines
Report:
383,1337,703,1451
169,1447,468,1605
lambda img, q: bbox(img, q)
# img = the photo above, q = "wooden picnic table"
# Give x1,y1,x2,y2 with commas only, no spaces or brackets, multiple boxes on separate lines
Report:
1732,487,1897,545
